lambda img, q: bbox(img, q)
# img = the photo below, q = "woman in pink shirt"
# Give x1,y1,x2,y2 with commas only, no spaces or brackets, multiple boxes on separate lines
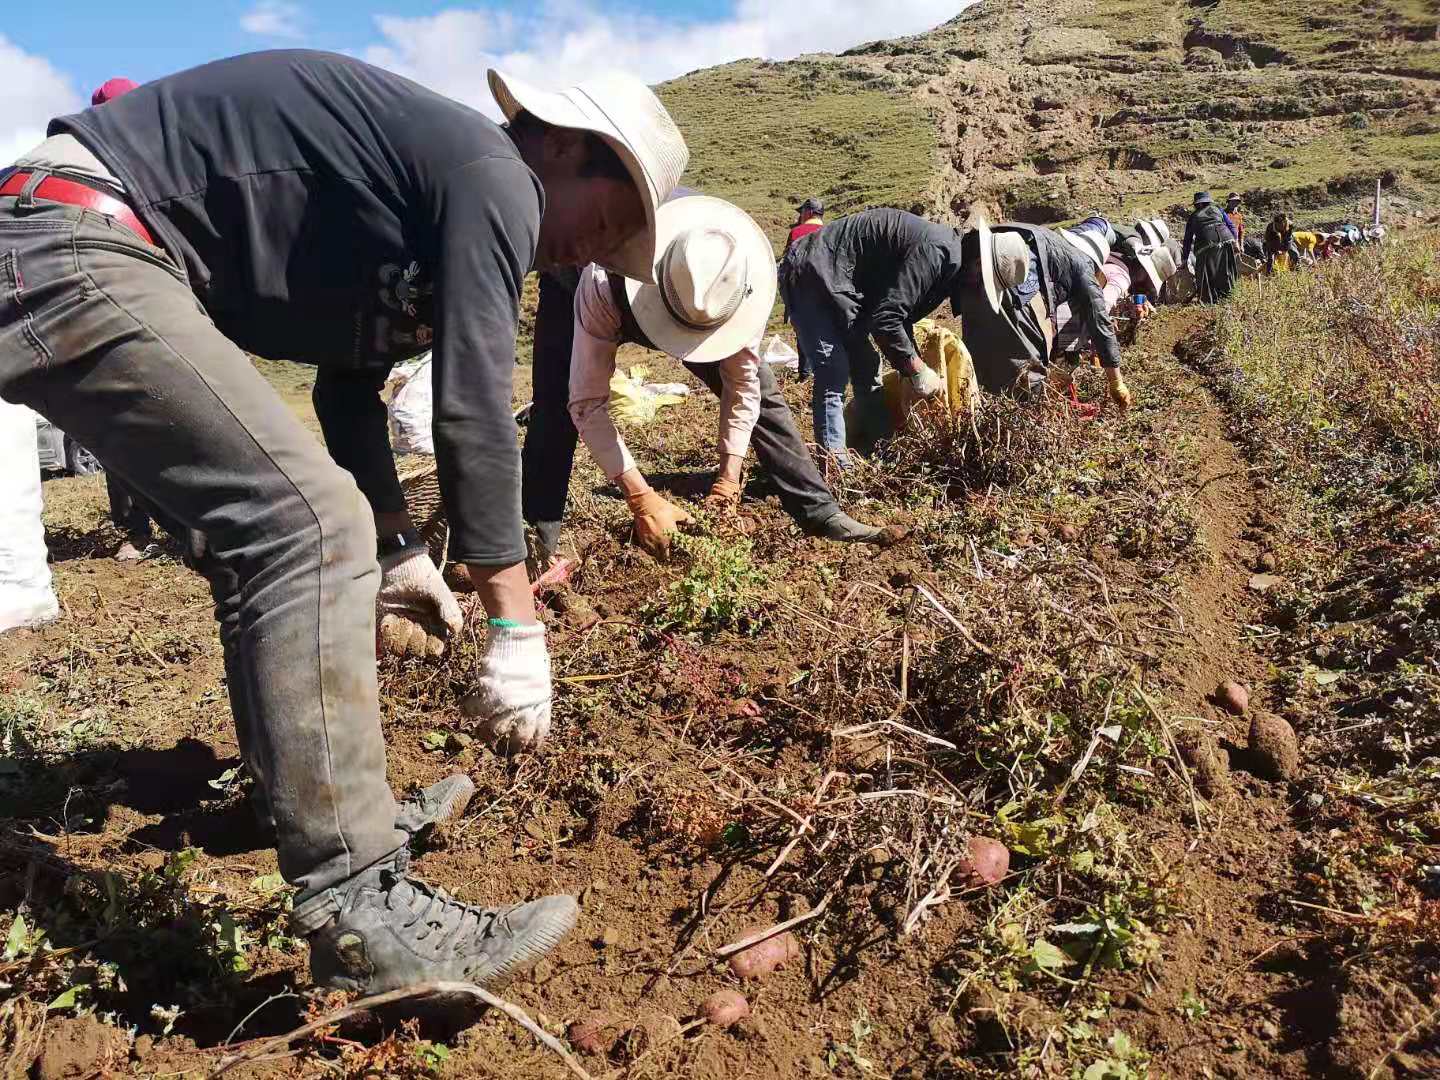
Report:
567,195,885,556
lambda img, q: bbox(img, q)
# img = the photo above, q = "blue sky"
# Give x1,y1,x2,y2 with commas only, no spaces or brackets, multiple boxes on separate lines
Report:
4,1,736,91
1,1,970,163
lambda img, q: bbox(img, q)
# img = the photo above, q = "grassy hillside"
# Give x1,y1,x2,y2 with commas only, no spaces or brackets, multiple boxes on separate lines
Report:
656,0,1440,233
657,58,937,250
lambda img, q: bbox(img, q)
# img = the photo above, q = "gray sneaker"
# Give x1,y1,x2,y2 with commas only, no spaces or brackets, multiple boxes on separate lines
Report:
395,774,476,845
294,859,578,994
250,773,474,848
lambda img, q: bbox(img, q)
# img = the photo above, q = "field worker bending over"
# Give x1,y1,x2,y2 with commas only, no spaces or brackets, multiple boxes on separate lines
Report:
781,208,962,467
957,219,1131,410
566,195,888,557
0,49,687,999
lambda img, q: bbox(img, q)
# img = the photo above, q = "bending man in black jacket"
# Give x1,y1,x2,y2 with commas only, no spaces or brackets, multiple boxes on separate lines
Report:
0,50,686,998
782,208,964,466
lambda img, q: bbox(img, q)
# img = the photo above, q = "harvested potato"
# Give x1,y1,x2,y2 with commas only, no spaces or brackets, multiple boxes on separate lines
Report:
726,927,800,979
567,1013,621,1056
958,836,1010,887
1215,681,1250,716
700,990,751,1028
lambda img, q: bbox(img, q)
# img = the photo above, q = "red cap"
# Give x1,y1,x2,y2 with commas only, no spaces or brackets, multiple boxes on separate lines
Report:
91,78,140,106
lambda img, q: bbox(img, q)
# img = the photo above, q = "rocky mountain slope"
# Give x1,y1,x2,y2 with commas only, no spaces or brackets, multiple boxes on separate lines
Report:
659,0,1440,239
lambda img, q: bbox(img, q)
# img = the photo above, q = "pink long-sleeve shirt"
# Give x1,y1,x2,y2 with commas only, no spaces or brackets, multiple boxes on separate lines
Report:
567,265,763,482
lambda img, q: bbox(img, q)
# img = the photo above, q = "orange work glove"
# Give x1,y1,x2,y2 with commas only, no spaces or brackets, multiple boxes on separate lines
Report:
625,489,694,559
1105,368,1133,413
704,476,743,514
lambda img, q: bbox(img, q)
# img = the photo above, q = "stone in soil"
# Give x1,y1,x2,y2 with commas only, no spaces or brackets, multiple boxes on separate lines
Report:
1179,732,1233,800
1248,573,1284,594
1248,712,1301,780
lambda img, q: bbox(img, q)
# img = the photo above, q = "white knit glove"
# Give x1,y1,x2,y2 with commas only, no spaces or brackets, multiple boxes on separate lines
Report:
909,364,944,399
376,547,464,658
461,620,552,753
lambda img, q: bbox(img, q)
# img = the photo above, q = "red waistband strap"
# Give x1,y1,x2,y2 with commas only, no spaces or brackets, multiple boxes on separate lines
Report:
0,171,155,247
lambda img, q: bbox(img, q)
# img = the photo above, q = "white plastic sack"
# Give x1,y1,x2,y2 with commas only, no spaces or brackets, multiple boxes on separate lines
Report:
762,334,799,370
386,353,435,455
0,398,59,633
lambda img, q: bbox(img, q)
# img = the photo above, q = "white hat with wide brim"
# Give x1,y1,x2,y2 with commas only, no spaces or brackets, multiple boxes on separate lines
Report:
488,68,689,286
626,195,778,364
966,211,1001,313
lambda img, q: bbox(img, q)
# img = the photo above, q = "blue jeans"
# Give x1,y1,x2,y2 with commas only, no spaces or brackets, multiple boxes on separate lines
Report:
788,286,885,465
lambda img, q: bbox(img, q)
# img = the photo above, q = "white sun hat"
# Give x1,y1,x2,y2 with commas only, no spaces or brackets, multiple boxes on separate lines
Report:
1061,226,1111,272
968,212,1029,314
625,195,777,364
1135,218,1170,249
488,68,690,286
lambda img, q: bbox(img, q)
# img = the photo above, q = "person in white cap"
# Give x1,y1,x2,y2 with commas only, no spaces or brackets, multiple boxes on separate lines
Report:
957,218,1130,410
0,49,687,999
563,194,891,557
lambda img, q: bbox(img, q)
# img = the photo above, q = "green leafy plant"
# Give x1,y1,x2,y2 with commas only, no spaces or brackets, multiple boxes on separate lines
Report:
648,531,769,635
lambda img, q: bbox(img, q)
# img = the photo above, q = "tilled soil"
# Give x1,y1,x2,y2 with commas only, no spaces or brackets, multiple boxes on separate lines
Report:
1,310,1427,1078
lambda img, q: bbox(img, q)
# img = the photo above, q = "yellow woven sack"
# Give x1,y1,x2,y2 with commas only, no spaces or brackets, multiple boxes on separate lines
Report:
874,319,979,434
609,366,688,427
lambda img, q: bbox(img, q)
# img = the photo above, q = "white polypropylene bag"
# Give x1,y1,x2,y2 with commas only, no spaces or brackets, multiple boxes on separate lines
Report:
386,353,435,455
0,398,59,634
762,335,799,370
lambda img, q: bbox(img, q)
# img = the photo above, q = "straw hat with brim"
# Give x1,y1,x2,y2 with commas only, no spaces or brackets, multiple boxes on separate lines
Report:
1061,227,1110,272
1123,237,1174,296
625,195,777,365
968,213,1030,314
488,68,689,286
1135,218,1169,249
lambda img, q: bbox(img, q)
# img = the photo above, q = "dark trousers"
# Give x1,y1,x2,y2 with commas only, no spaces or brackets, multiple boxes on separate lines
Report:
0,193,403,897
521,272,840,532
106,471,152,539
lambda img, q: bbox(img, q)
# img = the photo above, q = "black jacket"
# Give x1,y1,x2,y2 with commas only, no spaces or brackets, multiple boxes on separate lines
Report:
999,223,1122,369
783,208,965,369
53,49,542,566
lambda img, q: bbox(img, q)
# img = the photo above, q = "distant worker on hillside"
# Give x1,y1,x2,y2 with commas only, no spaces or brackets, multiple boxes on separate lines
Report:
957,218,1131,411
1291,227,1320,266
1182,192,1239,302
785,197,825,255
1264,213,1299,272
780,208,962,466
1225,192,1247,248
562,194,888,557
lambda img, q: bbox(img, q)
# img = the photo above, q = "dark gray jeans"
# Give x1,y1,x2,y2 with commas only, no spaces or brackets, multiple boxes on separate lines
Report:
0,191,404,897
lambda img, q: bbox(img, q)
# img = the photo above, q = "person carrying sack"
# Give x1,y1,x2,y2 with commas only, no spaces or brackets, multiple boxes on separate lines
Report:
0,50,688,1001
563,195,889,558
1182,191,1239,302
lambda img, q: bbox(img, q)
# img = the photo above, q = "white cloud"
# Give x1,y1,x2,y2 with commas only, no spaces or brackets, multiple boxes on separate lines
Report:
241,0,306,40
363,0,974,119
0,35,84,166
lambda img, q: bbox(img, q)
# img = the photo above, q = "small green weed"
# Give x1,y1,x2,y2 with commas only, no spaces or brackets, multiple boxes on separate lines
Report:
647,531,769,636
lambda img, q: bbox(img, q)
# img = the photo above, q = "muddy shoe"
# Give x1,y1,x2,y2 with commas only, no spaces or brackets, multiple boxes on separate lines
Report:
395,774,476,846
295,862,577,994
251,775,474,848
809,510,883,544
